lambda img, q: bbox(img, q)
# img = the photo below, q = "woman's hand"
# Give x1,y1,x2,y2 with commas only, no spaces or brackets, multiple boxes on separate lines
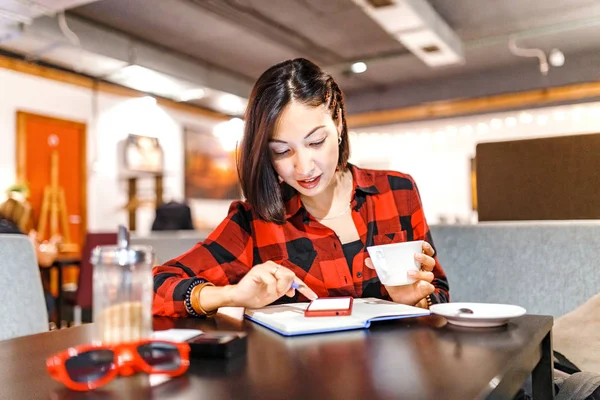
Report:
365,241,436,307
229,261,318,309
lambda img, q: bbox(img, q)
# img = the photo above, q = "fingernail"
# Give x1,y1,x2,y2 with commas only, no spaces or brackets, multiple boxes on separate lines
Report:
408,271,418,277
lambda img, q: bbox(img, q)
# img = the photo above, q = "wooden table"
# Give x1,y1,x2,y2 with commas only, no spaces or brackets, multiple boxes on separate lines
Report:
0,313,554,400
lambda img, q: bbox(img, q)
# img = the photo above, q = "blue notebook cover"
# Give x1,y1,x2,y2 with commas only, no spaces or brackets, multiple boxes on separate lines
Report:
244,298,430,336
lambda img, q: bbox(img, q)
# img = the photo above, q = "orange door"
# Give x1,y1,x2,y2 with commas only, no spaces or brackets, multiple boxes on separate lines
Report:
16,111,87,254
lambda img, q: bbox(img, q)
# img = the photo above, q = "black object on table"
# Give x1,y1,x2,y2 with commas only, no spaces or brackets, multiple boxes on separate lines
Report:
187,331,248,359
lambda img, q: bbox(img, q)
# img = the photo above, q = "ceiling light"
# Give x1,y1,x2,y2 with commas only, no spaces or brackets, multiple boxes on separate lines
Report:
177,88,206,102
536,115,549,125
505,117,517,127
218,94,247,115
459,125,473,136
108,65,212,103
446,126,458,135
490,118,503,129
140,96,157,106
213,118,245,152
519,112,533,124
553,110,566,121
351,62,368,74
108,65,185,98
548,48,565,67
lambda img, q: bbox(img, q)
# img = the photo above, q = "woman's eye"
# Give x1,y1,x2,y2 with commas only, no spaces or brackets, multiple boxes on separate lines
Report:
310,138,326,148
273,149,289,156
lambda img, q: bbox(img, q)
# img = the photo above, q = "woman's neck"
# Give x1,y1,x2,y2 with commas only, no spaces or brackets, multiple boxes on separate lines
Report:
300,169,352,218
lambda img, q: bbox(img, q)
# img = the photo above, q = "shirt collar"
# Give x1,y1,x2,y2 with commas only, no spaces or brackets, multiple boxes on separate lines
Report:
283,164,379,220
350,163,380,195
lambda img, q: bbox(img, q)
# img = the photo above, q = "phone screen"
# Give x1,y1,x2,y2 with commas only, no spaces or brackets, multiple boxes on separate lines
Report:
307,297,352,311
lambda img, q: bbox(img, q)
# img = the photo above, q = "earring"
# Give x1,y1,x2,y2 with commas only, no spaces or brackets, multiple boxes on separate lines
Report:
338,136,342,145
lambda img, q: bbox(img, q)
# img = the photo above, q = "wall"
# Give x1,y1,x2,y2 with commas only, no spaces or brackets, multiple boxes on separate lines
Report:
3,66,600,231
0,67,226,234
349,101,600,223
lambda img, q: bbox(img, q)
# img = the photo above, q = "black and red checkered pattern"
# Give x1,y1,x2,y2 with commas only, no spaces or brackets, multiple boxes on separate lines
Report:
153,165,449,317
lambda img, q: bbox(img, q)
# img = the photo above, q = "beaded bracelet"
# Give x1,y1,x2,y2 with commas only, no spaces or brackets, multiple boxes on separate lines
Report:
426,294,434,308
184,279,206,317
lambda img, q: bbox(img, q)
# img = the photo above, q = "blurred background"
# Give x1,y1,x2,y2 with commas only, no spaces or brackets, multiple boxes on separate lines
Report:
1,0,600,321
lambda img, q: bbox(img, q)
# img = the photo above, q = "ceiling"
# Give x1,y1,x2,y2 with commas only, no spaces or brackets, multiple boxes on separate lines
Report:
2,0,600,118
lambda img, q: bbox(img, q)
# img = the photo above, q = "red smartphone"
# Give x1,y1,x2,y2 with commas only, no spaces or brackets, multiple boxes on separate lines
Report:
304,297,354,317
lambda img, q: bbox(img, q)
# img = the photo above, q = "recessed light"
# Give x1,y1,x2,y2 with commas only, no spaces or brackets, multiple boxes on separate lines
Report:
351,62,367,74
548,48,565,67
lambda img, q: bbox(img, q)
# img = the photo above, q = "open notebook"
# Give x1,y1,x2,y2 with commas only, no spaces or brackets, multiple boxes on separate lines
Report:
244,298,430,336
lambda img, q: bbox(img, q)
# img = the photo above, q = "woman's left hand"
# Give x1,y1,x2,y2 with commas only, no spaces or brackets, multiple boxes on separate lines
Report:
365,241,436,307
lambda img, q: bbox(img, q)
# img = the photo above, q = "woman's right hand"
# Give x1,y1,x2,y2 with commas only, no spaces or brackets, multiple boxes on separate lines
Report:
228,261,318,309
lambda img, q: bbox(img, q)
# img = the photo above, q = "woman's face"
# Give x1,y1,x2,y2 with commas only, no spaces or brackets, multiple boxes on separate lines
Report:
269,101,341,197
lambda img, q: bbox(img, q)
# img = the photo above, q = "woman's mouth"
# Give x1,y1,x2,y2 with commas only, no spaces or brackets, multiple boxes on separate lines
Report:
297,175,321,189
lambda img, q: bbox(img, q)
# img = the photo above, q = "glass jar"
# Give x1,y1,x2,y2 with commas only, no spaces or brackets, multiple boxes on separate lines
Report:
91,226,154,344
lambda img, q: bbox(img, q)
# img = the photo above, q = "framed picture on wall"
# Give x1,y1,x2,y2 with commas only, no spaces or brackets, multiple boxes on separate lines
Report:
123,134,163,173
184,127,241,199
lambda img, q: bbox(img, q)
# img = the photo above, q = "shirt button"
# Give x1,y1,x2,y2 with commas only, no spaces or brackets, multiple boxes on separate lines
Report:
357,272,362,278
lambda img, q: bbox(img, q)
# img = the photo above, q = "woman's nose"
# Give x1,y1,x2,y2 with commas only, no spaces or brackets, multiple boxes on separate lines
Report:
294,150,314,176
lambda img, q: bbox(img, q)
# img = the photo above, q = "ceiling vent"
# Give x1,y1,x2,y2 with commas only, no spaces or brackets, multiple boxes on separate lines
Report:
0,0,99,24
0,12,251,116
0,0,99,43
352,0,464,67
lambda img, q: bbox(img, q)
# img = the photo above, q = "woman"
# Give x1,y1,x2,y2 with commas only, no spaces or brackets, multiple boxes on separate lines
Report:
153,58,449,318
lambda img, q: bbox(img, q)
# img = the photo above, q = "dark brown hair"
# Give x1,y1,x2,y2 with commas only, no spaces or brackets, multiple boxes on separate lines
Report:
238,58,350,224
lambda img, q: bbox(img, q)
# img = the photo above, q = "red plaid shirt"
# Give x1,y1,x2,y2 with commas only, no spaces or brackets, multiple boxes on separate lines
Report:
153,165,449,317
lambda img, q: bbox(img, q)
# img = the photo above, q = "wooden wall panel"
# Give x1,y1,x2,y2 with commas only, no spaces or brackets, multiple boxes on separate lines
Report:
476,133,600,221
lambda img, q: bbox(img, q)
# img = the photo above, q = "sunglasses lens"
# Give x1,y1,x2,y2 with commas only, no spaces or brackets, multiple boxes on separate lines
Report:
64,350,114,383
137,342,182,371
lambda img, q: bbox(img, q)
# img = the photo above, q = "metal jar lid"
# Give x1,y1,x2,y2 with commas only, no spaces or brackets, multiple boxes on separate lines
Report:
90,225,154,266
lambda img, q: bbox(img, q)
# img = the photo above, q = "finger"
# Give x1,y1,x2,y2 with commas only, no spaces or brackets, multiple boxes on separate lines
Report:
293,277,318,300
365,257,375,270
407,270,434,283
417,280,435,299
422,241,435,257
251,269,279,299
414,253,435,272
274,268,295,296
262,260,281,274
407,281,435,306
285,288,296,297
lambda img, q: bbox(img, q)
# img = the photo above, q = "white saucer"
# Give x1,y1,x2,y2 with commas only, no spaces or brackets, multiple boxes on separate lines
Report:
429,302,526,327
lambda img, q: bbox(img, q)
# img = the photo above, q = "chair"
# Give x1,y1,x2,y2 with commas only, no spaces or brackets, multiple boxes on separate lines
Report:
151,201,194,231
0,234,48,340
70,232,117,325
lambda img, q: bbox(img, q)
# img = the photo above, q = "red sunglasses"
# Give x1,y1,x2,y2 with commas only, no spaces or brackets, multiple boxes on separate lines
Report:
46,339,190,391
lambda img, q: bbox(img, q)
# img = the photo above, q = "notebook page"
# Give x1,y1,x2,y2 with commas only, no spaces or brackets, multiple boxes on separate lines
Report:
351,298,430,321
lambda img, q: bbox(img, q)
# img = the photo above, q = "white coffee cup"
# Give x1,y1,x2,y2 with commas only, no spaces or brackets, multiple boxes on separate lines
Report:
366,240,424,286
